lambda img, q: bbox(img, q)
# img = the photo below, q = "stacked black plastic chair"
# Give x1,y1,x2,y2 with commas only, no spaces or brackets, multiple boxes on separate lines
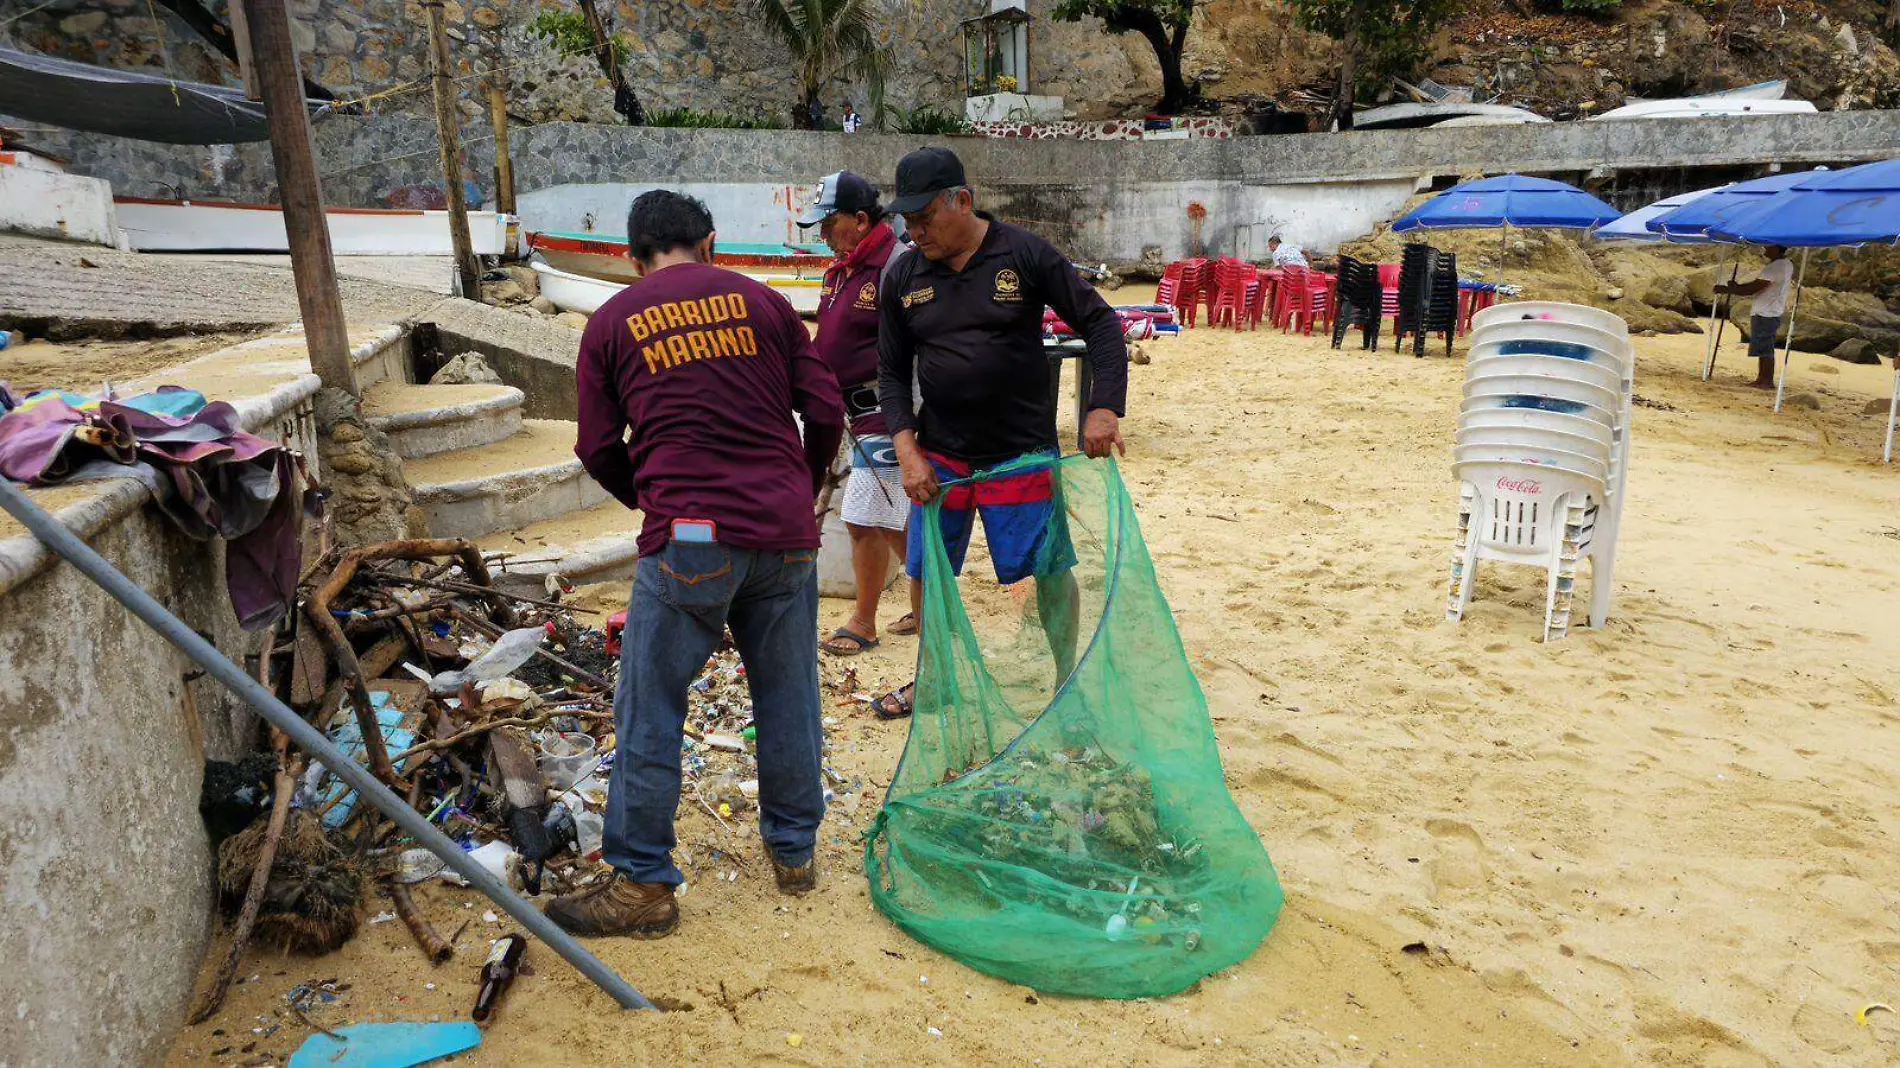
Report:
1330,255,1383,350
1394,243,1460,357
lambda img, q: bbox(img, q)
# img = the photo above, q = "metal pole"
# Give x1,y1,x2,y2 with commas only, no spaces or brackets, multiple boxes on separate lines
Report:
245,0,358,397
0,476,655,1013
1773,249,1808,414
1702,254,1738,382
424,0,481,298
1884,365,1898,464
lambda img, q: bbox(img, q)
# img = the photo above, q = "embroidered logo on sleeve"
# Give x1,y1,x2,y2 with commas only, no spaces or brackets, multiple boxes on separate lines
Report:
902,286,936,308
993,268,1022,302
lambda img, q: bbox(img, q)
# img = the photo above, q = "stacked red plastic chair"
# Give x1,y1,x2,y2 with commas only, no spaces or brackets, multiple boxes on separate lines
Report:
1209,258,1256,330
1172,258,1209,328
1276,265,1334,335
1378,263,1402,324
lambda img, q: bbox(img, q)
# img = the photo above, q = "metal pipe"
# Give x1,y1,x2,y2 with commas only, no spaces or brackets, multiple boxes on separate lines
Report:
1885,366,1898,465
1773,248,1809,414
1703,254,1739,382
0,476,656,1013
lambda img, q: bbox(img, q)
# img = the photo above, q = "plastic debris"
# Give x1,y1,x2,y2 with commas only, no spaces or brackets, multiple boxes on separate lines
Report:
428,627,546,694
286,1021,481,1068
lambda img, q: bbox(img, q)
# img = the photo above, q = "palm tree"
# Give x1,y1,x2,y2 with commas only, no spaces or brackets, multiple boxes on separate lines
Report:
753,0,890,130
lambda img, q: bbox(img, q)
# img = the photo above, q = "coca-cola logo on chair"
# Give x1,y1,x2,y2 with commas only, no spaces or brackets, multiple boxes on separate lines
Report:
1497,476,1543,494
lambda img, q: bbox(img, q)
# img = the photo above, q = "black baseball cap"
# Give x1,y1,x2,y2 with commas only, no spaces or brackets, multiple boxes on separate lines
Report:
796,171,881,227
888,147,967,214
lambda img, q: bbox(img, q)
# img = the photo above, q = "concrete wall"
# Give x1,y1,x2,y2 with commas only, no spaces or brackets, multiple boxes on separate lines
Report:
418,298,582,421
0,370,323,1066
0,513,250,1067
0,164,119,246
13,109,1900,262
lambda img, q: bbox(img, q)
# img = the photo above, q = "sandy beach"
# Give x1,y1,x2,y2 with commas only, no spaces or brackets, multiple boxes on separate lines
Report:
166,309,1900,1066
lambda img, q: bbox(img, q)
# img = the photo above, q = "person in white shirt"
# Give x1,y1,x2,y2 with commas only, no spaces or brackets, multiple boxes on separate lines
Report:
1716,245,1794,389
1267,235,1307,269
841,101,863,134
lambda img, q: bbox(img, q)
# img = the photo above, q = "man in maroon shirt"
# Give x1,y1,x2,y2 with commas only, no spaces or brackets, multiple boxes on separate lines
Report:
549,190,845,938
797,171,913,656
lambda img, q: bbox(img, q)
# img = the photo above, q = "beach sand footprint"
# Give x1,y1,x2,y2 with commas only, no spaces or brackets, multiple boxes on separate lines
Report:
1424,818,1489,899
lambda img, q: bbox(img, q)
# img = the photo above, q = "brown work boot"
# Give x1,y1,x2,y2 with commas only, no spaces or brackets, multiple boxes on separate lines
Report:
544,872,678,938
771,854,818,895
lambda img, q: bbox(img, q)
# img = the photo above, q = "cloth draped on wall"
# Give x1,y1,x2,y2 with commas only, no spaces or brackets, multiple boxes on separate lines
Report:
0,384,310,631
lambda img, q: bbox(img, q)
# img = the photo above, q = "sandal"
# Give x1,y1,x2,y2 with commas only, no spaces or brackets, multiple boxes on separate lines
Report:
821,627,879,657
872,681,915,720
887,612,919,637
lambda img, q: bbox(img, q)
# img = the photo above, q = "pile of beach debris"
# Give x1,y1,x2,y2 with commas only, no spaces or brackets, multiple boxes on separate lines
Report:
189,535,862,1026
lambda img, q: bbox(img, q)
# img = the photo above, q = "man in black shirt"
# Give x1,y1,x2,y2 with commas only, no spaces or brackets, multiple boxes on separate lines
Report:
870,147,1129,718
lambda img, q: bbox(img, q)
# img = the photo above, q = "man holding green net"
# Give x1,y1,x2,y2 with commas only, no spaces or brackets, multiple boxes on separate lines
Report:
870,147,1129,719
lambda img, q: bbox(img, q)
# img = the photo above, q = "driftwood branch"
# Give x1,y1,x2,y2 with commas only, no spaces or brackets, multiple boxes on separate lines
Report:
189,763,296,1024
385,883,453,964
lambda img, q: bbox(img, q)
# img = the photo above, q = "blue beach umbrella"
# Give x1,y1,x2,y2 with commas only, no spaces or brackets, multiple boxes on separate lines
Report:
1393,175,1622,232
1597,184,1739,379
1594,185,1728,243
1643,169,1832,381
1698,158,1900,435
1645,168,1826,241
1703,158,1900,247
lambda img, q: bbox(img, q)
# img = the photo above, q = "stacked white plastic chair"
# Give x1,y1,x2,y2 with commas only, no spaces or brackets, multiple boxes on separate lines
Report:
1448,301,1634,641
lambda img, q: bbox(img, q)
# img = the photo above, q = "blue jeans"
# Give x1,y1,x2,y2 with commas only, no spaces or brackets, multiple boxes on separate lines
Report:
602,541,826,885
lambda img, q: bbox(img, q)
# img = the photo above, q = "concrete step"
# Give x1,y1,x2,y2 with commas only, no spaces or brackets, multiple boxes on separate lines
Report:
362,380,525,459
405,419,608,539
477,498,643,597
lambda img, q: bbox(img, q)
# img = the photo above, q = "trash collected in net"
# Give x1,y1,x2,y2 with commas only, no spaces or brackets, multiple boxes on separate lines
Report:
865,455,1282,998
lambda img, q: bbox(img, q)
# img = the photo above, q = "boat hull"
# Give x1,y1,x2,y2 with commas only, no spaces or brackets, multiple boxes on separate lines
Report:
114,197,510,255
530,260,823,316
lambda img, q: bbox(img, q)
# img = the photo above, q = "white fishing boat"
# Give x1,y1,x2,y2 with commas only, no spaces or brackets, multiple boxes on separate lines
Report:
1353,102,1550,130
529,259,823,317
1590,97,1816,122
1626,79,1787,105
113,196,511,255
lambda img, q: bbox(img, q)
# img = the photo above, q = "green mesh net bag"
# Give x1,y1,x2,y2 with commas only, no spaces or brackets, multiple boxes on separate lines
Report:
864,454,1283,998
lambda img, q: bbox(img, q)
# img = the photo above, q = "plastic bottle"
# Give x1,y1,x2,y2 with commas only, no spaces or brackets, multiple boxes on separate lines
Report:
472,934,526,1022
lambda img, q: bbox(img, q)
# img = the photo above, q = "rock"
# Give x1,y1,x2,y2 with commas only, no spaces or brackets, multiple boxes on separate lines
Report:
1129,343,1151,365
327,453,374,476
554,311,591,331
1638,274,1693,316
1604,286,1625,301
530,295,558,315
328,423,365,445
498,264,540,297
430,352,502,385
1865,397,1893,415
1830,338,1878,365
1783,393,1822,411
482,279,529,305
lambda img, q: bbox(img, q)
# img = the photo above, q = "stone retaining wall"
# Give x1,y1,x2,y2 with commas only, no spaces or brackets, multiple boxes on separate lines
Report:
15,110,1900,261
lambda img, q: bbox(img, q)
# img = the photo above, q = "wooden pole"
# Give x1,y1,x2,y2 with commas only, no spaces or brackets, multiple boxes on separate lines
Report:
424,0,481,299
487,79,516,218
244,0,357,397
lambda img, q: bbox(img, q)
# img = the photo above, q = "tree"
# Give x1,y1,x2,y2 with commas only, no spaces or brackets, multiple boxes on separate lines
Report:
1289,0,1457,131
529,4,644,123
753,0,890,130
1051,0,1197,115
